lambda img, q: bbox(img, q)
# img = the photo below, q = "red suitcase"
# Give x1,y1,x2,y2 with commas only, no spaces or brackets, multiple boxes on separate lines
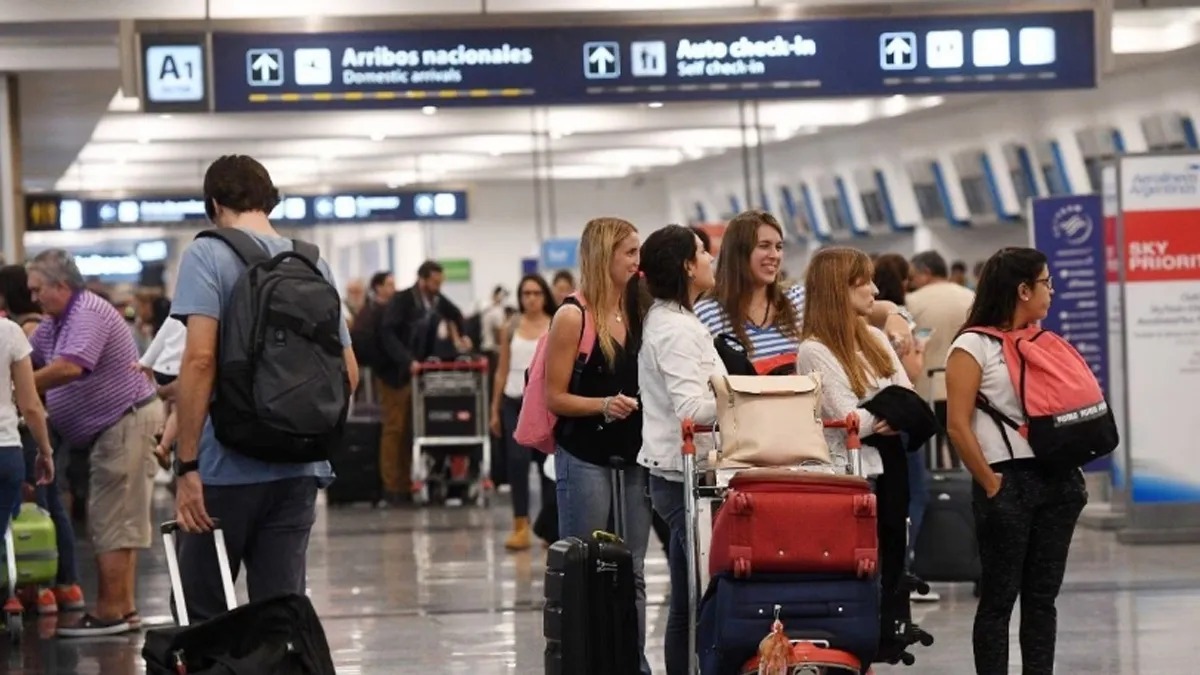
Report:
708,470,878,580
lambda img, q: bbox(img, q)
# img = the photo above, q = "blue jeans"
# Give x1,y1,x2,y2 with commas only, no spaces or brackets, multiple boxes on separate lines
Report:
907,448,930,563
22,429,78,585
650,475,690,675
0,447,22,548
555,447,652,675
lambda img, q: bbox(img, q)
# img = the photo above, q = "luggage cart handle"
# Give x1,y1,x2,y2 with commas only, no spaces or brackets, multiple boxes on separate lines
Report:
413,359,489,373
823,413,862,476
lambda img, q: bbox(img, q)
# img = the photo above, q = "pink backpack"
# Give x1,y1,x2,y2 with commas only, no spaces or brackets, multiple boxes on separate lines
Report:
514,293,597,454
966,326,1118,469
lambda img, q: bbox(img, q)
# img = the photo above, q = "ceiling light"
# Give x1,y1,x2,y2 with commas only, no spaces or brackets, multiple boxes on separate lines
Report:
682,146,704,160
386,182,399,189
370,132,386,142
158,114,173,120
550,131,563,140
648,101,664,109
421,106,438,116
489,149,503,157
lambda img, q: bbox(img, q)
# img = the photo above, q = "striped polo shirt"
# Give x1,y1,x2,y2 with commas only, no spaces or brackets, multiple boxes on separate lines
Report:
29,291,155,448
694,284,807,363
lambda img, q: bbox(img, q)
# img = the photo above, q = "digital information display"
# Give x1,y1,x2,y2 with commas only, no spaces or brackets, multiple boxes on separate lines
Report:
140,34,210,114
25,190,469,231
211,9,1095,112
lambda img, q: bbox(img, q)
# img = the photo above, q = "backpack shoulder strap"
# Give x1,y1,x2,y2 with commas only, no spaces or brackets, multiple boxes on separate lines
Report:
196,228,269,267
563,293,596,361
291,239,321,267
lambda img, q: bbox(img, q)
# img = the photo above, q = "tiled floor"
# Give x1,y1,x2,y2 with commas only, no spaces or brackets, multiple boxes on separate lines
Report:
3,488,1199,674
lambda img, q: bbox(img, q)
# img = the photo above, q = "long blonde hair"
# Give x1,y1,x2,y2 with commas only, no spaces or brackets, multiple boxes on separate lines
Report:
578,217,638,369
801,247,895,398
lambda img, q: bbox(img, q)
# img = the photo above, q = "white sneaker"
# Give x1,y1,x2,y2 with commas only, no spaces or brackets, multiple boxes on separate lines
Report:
910,589,941,603
497,484,512,495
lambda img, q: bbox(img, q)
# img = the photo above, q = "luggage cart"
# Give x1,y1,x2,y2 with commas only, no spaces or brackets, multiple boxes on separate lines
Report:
410,356,493,507
680,414,865,675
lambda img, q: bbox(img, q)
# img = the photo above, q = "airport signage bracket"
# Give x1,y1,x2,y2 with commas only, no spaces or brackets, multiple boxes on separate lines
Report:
201,9,1096,113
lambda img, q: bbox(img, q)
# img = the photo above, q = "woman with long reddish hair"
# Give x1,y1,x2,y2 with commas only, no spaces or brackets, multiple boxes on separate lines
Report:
796,246,910,475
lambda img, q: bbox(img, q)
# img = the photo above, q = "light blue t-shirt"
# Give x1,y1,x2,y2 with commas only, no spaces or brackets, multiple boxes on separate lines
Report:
171,228,351,487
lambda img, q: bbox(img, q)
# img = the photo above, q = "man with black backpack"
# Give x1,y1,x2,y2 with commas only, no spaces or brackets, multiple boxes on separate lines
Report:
375,261,468,505
169,155,359,622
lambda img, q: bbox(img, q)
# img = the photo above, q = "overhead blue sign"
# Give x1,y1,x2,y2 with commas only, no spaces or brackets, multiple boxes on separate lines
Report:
211,9,1095,112
1029,194,1110,471
540,238,579,271
27,190,468,230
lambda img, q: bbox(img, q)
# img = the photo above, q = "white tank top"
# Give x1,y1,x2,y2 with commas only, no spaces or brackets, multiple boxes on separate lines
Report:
505,333,540,399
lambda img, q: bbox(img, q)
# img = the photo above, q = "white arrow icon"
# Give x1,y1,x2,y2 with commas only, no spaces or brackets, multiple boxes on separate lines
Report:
583,41,620,79
590,46,615,73
885,38,912,64
253,52,278,80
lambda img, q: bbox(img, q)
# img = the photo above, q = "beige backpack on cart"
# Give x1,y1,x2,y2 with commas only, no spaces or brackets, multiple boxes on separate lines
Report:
708,373,832,469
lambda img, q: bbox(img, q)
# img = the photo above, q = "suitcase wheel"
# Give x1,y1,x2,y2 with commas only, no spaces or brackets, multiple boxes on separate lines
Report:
5,610,21,644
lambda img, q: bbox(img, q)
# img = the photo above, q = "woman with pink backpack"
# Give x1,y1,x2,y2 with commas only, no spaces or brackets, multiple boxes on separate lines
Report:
945,247,1115,675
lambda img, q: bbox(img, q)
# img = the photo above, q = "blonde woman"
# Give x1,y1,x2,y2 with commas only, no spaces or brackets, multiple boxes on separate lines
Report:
544,217,650,674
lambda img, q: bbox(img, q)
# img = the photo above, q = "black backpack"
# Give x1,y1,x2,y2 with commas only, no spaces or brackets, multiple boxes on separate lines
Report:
198,229,349,464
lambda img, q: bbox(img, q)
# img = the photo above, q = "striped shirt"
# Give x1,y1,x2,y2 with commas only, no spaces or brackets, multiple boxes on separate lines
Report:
29,291,155,448
694,284,807,363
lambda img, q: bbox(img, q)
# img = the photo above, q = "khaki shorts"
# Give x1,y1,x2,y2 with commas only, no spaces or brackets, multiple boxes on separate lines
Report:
87,398,164,553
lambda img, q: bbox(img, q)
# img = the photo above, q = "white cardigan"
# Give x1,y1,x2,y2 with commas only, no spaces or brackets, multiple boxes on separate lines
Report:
636,300,728,481
796,326,911,477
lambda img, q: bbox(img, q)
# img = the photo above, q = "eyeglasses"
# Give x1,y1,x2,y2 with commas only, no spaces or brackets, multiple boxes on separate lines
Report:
1034,277,1053,290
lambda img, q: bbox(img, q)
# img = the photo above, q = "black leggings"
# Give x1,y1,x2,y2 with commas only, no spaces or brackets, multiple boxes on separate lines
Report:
972,461,1087,675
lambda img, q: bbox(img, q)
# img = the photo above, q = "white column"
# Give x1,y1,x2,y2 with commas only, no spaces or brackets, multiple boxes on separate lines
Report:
876,159,920,229
1051,127,1093,194
984,141,1021,218
0,76,21,263
933,152,970,225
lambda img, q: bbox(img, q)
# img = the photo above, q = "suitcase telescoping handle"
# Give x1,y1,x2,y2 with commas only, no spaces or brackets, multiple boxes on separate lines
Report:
608,456,627,539
161,520,238,628
823,413,863,478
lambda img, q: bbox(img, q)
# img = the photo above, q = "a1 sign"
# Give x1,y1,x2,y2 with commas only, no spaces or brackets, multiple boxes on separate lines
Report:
141,35,209,113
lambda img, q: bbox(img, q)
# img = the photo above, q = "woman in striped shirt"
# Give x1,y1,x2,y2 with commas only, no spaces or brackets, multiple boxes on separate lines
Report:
695,210,914,370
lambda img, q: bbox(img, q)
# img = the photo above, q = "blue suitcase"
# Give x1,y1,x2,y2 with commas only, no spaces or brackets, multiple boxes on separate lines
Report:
698,572,879,675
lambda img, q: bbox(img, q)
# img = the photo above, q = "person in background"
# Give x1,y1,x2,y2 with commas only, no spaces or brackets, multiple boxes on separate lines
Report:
950,261,969,287
972,260,985,289
343,278,367,327
376,261,469,505
545,217,650,674
0,264,82,617
873,252,937,602
349,271,395,374
138,315,186,470
551,269,576,306
27,250,164,637
907,251,975,469
945,247,1085,675
490,274,555,551
636,224,721,675
479,285,509,356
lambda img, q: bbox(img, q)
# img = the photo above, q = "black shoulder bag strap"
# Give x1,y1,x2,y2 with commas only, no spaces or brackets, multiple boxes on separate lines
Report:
196,228,271,267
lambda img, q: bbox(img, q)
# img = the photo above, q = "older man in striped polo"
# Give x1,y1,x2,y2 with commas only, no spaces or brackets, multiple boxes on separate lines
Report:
26,249,164,638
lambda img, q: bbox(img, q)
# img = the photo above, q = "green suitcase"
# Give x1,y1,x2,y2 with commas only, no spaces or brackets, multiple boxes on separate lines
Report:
2,503,58,587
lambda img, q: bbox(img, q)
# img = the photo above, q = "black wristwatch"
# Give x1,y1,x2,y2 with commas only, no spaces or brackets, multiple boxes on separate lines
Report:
173,459,200,477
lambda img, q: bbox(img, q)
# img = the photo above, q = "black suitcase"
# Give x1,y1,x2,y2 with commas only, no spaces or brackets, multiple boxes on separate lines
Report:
543,457,640,675
143,522,336,675
326,420,383,505
326,377,383,506
911,470,981,583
